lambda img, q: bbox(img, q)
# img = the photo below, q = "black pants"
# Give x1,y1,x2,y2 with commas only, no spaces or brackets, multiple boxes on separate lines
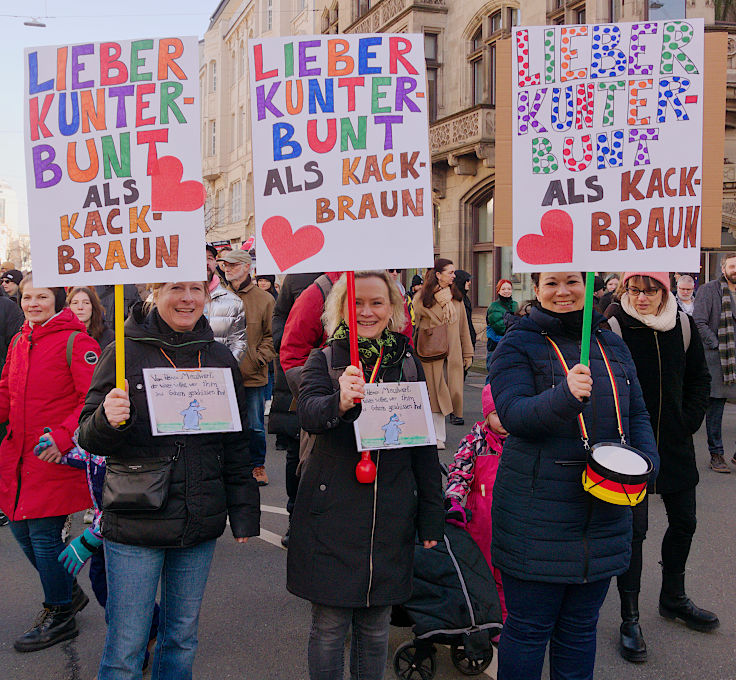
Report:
617,487,697,593
285,434,300,516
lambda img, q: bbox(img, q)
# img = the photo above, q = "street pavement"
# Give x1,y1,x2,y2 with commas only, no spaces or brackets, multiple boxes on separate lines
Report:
2,374,736,679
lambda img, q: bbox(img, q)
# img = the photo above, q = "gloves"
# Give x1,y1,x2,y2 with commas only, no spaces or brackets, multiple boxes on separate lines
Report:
445,499,468,528
58,528,103,576
33,427,53,456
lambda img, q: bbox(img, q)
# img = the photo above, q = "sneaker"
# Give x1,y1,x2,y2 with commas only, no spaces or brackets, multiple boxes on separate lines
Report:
710,454,731,473
0,511,8,527
281,528,290,548
253,466,269,486
264,399,272,416
83,508,94,524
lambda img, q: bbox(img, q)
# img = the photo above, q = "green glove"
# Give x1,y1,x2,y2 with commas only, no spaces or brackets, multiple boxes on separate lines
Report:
58,528,102,576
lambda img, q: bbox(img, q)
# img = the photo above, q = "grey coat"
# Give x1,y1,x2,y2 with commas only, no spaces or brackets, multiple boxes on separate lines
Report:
693,278,736,399
205,284,246,362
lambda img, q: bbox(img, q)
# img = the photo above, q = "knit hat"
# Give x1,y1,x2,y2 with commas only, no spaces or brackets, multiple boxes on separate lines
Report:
622,272,670,292
410,274,423,288
594,275,605,292
481,384,495,419
496,279,512,295
1,269,23,284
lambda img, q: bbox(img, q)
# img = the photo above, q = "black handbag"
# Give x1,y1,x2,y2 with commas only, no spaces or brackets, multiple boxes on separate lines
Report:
102,456,177,511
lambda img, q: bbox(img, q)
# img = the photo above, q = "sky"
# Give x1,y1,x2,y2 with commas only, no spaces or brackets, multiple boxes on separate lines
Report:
0,0,216,232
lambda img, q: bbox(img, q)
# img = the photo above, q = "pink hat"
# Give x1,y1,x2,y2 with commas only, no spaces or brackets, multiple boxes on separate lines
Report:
622,272,670,292
482,384,495,419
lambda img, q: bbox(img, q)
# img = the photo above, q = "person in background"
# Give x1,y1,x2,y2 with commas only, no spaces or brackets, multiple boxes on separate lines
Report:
598,274,620,315
485,280,517,382
0,274,100,652
413,259,474,448
592,275,606,312
205,244,246,362
388,268,406,296
489,271,658,680
288,270,443,680
454,269,478,353
406,274,423,327
694,252,736,473
256,274,278,414
676,275,696,316
67,287,115,351
95,284,140,324
2,269,23,305
219,249,276,486
0,261,16,275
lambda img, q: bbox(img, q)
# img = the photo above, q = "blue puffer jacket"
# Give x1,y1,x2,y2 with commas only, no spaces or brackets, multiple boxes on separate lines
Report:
489,307,659,584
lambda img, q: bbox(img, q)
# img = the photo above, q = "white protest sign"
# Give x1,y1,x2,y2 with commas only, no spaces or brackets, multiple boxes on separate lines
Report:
248,35,434,275
511,20,704,273
24,37,206,287
143,367,242,436
353,382,435,451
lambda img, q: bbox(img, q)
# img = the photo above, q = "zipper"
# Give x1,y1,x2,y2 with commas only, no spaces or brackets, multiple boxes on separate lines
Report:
653,332,662,494
14,331,32,518
366,451,380,607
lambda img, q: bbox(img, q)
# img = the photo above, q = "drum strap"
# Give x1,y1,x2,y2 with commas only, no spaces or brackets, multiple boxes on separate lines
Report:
545,336,626,449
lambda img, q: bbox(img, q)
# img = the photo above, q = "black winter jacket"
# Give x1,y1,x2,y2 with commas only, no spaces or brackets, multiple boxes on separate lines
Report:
489,307,659,583
78,305,260,548
287,335,445,607
606,303,710,494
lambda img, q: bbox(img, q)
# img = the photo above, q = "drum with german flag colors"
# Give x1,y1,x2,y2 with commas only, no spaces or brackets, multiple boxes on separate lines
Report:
582,443,653,507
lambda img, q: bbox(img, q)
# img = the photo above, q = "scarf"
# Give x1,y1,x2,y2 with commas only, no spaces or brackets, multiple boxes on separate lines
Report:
538,307,586,339
621,291,678,332
482,422,506,455
329,321,404,378
718,278,736,384
434,286,457,324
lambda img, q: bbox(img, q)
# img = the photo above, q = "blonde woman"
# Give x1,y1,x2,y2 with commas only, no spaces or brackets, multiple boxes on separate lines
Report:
413,258,474,448
288,270,444,680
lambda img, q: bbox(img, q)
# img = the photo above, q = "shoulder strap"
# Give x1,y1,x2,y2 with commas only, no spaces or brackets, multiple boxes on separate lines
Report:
10,332,21,351
679,311,691,352
66,330,80,367
607,316,622,338
315,274,333,302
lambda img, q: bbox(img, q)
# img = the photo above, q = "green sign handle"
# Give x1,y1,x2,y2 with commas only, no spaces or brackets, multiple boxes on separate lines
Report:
580,272,595,367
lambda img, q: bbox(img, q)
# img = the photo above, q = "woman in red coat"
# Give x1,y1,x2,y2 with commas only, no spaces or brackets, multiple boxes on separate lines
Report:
0,274,100,652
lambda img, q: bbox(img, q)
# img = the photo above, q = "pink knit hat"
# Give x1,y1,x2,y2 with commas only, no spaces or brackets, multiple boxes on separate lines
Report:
482,384,495,419
622,272,670,292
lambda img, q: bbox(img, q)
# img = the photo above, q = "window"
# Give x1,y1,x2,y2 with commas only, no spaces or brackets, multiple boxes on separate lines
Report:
425,33,439,122
471,58,483,106
609,0,621,21
267,0,273,30
356,0,371,19
575,7,586,22
647,0,685,19
473,193,494,307
471,27,483,51
508,7,520,26
210,61,217,92
433,203,441,251
230,181,242,222
490,11,502,34
210,120,216,156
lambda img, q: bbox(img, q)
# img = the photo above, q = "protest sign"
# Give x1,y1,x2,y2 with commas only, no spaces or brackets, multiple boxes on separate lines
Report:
24,37,206,287
353,382,435,451
248,35,434,275
509,20,705,272
143,367,242,436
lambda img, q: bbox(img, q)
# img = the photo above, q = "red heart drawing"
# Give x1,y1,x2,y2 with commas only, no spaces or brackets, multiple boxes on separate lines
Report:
151,156,206,212
262,215,324,271
516,209,574,265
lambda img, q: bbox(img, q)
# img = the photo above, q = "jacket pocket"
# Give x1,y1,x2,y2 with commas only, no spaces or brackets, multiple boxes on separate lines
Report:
308,462,338,515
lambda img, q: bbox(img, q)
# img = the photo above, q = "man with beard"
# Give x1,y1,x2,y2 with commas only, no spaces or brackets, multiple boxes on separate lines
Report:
695,253,736,472
205,244,246,361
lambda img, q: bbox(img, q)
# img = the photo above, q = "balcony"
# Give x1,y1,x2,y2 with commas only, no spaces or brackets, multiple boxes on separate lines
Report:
345,0,447,34
430,105,495,173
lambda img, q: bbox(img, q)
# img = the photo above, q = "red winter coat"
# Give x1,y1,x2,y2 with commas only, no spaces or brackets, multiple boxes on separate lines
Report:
0,308,100,520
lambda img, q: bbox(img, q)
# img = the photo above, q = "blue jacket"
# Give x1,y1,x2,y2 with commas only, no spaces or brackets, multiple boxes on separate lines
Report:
489,307,659,584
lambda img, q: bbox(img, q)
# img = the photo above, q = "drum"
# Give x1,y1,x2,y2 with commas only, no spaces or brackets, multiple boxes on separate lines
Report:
582,443,653,506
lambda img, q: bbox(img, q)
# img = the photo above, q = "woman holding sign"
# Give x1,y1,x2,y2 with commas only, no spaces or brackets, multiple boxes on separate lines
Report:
488,271,659,680
78,282,260,680
288,270,444,680
606,273,716,663
413,259,474,448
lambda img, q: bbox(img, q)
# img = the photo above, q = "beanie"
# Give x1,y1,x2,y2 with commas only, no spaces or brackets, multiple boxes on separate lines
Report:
622,272,670,292
481,384,495,419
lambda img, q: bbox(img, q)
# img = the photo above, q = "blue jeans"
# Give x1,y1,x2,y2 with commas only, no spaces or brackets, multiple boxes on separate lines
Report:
99,539,216,680
9,515,73,606
498,573,610,680
705,397,728,456
265,361,275,402
244,385,266,467
308,603,391,680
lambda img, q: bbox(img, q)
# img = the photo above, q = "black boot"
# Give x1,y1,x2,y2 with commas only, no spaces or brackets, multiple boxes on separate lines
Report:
619,590,647,662
659,571,719,632
71,581,89,615
14,604,78,652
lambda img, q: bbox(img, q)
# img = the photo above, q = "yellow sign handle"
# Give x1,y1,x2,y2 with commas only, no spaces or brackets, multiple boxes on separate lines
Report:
114,285,126,406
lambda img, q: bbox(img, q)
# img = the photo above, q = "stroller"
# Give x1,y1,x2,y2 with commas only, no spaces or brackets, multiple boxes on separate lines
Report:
390,521,503,679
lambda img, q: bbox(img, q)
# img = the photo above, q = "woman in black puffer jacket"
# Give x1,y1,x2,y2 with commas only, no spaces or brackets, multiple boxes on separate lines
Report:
78,282,260,680
606,272,715,664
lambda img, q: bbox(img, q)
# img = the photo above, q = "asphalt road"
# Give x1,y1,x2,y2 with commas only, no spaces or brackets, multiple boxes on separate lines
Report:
2,375,736,680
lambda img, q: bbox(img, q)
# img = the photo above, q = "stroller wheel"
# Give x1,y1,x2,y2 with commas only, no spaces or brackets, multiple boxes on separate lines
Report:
393,640,437,680
450,644,493,676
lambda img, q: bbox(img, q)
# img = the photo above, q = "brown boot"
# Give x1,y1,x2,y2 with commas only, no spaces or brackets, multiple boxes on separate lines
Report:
710,454,731,473
252,466,269,486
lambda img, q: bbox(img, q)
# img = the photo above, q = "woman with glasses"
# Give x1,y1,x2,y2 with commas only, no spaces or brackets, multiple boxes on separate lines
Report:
605,272,716,663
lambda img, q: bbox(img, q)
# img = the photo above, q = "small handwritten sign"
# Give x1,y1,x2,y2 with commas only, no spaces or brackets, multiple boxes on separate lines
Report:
143,367,241,436
353,382,435,451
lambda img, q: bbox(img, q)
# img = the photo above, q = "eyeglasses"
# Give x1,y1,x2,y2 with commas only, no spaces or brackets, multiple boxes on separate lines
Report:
626,287,660,298
388,269,400,273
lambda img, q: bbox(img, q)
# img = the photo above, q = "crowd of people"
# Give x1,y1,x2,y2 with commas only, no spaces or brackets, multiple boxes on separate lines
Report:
0,250,733,680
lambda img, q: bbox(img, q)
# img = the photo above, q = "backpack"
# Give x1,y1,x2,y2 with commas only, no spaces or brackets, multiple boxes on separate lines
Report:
10,330,81,366
607,311,691,352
